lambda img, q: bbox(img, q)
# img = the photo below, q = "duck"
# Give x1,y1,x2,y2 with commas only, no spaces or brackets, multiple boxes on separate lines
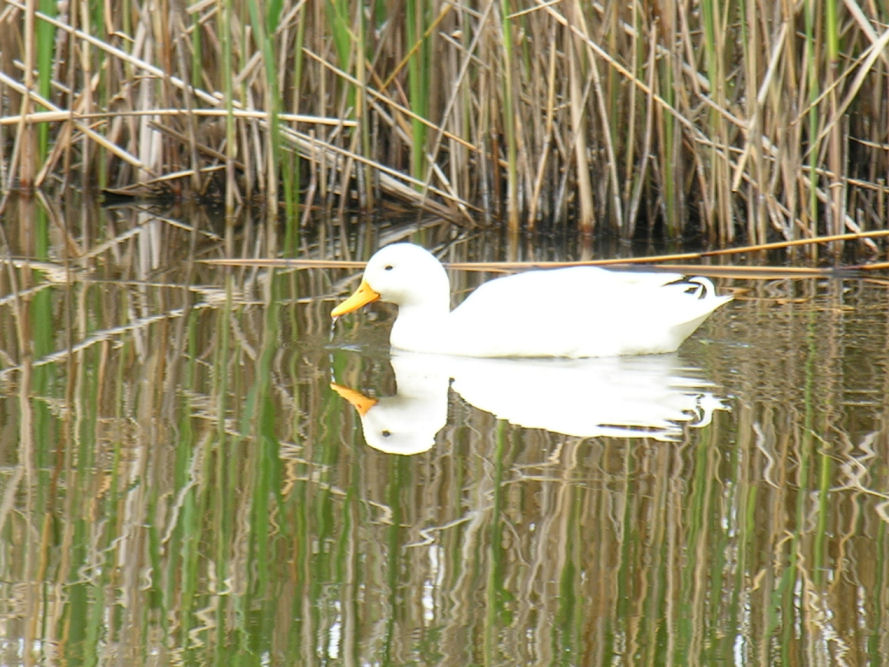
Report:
331,243,731,357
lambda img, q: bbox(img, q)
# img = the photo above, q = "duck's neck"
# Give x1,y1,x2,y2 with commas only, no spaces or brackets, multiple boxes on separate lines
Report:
389,295,451,353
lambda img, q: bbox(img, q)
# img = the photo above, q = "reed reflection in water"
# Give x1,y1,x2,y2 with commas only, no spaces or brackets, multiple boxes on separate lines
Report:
0,199,887,663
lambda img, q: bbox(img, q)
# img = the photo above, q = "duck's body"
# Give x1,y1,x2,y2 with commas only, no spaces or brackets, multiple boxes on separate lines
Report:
331,243,731,358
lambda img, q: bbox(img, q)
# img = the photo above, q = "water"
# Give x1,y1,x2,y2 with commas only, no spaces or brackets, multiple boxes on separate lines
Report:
1,198,887,664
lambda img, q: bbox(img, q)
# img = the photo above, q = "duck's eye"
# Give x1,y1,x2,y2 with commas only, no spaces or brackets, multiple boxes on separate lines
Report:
381,429,392,438
384,264,393,271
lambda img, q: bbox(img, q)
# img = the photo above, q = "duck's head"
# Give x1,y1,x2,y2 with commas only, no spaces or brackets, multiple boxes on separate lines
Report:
331,243,449,317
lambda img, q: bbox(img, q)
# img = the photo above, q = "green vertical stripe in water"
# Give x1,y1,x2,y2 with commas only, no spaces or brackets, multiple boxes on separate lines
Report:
869,525,887,662
485,421,509,663
247,270,284,654
556,481,581,664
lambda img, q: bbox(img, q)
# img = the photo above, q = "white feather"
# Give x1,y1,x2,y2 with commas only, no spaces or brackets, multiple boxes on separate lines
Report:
334,243,731,357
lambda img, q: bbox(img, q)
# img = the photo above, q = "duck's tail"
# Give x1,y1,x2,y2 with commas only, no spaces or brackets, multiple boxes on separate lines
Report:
683,276,733,306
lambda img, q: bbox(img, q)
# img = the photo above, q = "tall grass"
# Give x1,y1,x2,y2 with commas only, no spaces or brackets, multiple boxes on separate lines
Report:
1,1,888,247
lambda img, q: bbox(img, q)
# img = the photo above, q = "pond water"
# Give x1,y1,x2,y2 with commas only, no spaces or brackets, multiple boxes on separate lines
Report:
1,197,888,664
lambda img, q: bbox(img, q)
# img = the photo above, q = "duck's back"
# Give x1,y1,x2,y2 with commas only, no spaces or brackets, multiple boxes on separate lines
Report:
445,266,727,357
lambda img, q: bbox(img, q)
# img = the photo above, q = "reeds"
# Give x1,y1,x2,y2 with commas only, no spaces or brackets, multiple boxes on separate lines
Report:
1,1,888,246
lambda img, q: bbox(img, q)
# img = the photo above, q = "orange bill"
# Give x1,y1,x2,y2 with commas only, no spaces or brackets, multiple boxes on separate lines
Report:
330,383,378,416
331,279,381,317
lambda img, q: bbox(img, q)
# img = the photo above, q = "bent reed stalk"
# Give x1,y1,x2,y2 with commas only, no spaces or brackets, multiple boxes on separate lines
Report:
1,0,888,249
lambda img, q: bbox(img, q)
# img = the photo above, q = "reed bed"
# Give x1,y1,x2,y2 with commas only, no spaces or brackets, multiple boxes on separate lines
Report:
1,1,889,247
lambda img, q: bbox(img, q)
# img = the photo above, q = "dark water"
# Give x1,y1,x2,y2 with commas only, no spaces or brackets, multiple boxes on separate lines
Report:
0,198,887,664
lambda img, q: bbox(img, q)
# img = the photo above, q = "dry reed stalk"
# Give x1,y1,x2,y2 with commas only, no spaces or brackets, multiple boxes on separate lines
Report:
201,227,889,279
0,0,887,251
566,10,595,234
200,256,836,280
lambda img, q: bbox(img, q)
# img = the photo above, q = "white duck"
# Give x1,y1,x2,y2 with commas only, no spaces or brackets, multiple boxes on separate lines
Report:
331,243,731,357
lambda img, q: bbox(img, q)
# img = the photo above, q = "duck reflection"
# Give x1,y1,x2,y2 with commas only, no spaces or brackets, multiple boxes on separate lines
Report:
332,352,727,455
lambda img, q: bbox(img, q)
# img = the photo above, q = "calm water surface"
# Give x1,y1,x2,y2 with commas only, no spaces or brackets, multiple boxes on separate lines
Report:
1,198,888,664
